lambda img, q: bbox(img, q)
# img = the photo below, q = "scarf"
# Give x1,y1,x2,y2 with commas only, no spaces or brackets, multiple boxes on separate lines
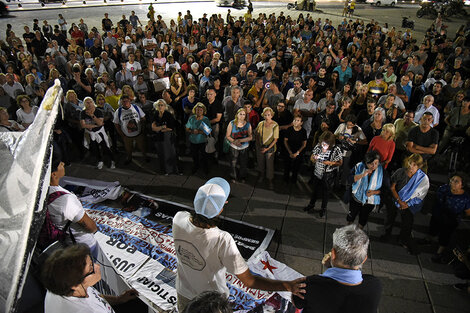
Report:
351,162,383,205
395,169,429,213
320,267,363,285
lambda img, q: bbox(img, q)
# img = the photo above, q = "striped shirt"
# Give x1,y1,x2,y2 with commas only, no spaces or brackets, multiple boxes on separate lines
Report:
312,145,343,179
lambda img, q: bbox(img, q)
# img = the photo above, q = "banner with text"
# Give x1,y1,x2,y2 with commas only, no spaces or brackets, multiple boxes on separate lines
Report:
86,203,283,311
62,176,273,260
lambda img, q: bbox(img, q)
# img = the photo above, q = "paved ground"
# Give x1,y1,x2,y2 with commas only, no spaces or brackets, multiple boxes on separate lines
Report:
3,0,469,311
64,145,470,312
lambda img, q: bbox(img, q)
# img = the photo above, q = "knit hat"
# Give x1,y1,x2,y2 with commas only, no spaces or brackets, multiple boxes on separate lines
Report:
194,178,230,219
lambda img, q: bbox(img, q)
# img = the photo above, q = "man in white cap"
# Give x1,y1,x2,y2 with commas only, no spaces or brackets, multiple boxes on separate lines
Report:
173,177,306,312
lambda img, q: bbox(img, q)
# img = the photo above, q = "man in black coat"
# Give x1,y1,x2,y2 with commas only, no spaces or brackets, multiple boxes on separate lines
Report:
293,225,382,313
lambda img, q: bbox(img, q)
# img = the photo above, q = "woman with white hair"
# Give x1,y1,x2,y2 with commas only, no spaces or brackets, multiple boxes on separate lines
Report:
152,99,180,175
80,97,115,169
362,107,386,142
255,107,279,189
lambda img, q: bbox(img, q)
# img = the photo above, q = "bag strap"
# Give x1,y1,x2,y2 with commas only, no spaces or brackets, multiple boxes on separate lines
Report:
47,190,76,244
47,191,68,205
63,221,76,244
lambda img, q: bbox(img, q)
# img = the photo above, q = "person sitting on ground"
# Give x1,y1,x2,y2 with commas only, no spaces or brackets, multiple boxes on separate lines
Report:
292,224,382,313
41,244,140,313
173,177,306,313
46,150,99,256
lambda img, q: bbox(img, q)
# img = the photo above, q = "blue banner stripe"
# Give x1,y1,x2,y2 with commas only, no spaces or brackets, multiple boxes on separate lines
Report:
83,202,173,235
228,285,265,310
88,202,265,310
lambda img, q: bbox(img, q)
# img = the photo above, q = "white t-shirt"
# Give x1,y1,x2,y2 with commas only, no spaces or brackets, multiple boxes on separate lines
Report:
16,106,39,125
113,104,145,137
2,82,24,99
294,98,317,137
126,61,142,73
334,122,366,141
286,88,305,106
142,37,157,49
48,185,97,248
172,211,249,300
45,287,114,313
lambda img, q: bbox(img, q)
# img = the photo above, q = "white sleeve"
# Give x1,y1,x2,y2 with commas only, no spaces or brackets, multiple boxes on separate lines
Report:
293,100,300,110
219,232,249,275
112,110,120,124
334,123,344,136
136,106,145,118
16,109,23,123
62,195,86,223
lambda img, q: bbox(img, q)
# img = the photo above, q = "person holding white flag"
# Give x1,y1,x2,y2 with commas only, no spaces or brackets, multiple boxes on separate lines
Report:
173,177,306,312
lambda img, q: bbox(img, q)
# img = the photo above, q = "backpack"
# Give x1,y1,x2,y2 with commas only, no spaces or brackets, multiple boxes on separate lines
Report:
37,191,76,249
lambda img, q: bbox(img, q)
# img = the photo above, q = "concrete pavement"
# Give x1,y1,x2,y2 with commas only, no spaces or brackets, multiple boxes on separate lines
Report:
65,149,470,312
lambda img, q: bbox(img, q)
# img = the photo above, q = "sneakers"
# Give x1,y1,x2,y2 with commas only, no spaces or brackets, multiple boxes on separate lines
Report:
110,161,116,169
97,161,104,169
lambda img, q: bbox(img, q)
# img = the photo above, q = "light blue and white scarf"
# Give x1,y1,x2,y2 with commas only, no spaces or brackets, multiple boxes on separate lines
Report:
320,267,363,285
395,169,429,214
351,162,383,205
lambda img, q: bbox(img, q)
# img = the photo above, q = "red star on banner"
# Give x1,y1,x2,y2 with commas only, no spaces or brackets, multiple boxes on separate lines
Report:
260,259,278,274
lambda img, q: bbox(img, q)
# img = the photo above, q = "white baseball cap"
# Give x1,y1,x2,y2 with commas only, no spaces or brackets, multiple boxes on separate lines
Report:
194,177,230,219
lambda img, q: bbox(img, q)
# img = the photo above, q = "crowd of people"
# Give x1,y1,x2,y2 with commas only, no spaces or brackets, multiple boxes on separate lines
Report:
2,4,470,311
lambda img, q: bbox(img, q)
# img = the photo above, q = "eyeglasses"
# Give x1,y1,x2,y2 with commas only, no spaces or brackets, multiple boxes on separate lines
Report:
83,255,95,280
